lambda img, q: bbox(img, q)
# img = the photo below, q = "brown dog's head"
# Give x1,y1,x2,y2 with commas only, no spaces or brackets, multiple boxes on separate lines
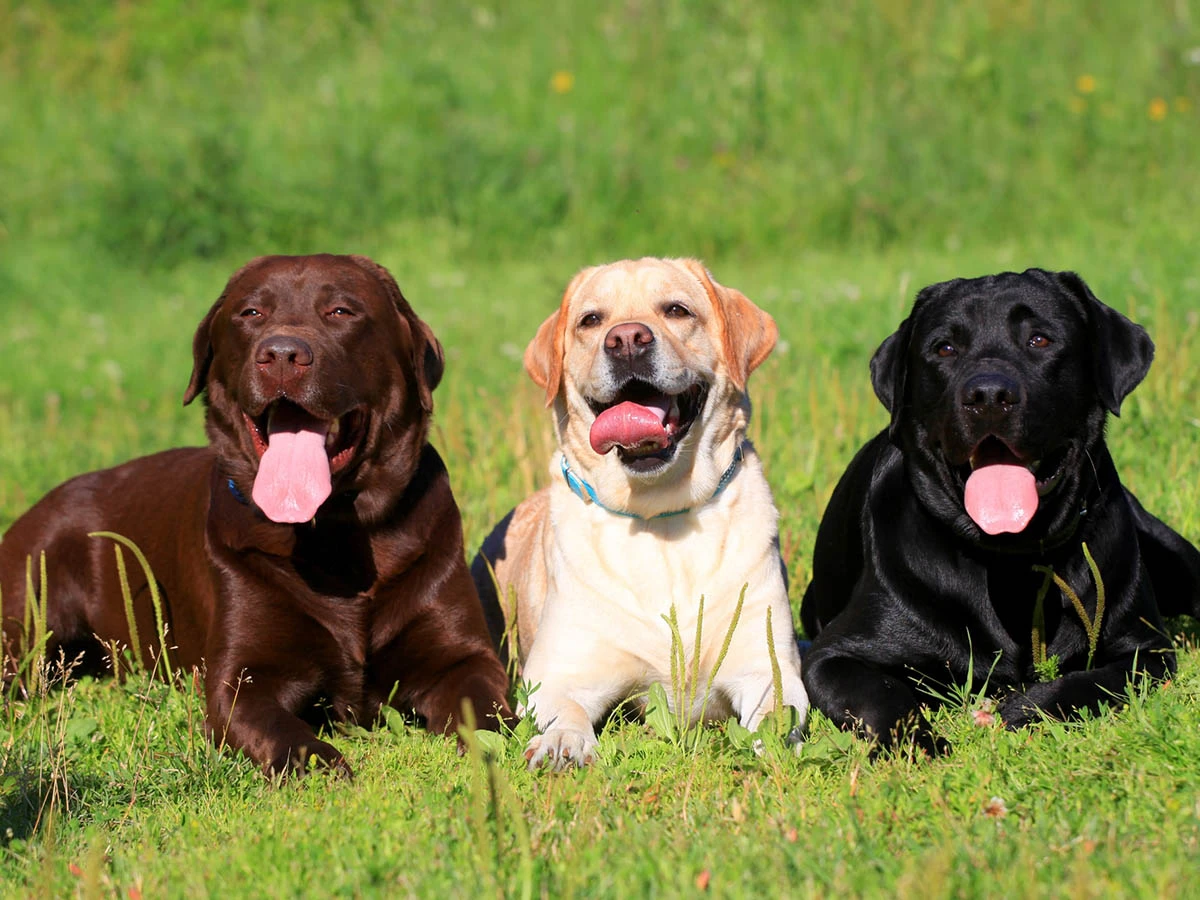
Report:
184,254,444,525
525,258,776,516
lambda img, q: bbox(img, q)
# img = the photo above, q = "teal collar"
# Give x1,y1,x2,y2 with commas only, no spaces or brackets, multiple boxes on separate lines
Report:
560,443,745,520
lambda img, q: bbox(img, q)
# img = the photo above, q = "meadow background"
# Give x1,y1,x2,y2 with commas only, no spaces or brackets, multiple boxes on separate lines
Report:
2,0,1200,896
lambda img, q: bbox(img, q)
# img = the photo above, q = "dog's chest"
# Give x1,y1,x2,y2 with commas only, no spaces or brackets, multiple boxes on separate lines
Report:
550,482,775,628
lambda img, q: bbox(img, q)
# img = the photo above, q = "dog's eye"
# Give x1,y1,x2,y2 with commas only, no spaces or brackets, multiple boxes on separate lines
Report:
579,312,603,329
663,303,693,319
936,343,957,358
239,308,262,318
328,307,356,318
1028,334,1052,349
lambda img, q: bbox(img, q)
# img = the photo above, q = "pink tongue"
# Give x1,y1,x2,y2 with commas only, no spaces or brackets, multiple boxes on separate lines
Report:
252,407,332,523
589,399,670,455
964,464,1039,535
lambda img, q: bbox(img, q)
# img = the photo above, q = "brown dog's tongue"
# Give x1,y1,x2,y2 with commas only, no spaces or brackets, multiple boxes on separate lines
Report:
252,406,332,523
964,464,1038,535
589,398,670,455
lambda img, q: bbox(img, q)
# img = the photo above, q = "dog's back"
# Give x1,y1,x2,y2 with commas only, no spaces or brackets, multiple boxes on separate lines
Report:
1,447,216,680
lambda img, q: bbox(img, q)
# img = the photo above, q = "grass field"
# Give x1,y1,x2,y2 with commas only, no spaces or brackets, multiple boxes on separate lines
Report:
3,1,1200,897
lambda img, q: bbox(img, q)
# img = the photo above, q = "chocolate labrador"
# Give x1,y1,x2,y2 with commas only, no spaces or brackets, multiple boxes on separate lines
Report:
1,254,511,776
801,268,1200,750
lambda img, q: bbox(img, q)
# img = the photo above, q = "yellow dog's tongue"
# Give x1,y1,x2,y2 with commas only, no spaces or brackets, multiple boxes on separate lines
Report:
252,406,332,523
589,397,670,455
964,464,1038,535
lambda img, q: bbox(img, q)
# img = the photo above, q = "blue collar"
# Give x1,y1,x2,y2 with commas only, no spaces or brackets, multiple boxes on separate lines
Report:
228,477,250,506
560,443,745,520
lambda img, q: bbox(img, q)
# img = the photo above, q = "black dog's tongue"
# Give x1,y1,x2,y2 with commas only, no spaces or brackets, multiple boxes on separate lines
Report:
964,442,1038,535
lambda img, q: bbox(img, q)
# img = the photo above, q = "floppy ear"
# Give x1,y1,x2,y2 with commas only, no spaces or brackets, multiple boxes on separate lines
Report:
410,318,445,414
524,268,592,407
869,316,913,438
182,298,223,406
679,260,777,392
1052,271,1154,416
184,257,268,406
524,309,564,407
350,255,444,413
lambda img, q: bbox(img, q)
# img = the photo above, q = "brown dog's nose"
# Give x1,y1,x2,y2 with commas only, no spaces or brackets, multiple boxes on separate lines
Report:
960,372,1020,413
256,335,314,369
604,322,655,359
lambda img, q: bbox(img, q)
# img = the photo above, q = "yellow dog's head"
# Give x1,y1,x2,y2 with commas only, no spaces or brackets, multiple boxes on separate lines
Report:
525,258,776,517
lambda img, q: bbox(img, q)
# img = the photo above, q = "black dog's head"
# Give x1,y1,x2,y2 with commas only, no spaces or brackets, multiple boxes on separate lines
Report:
871,269,1154,546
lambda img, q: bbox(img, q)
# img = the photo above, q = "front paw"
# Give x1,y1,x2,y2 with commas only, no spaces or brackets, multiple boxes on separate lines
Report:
524,727,598,772
266,740,353,780
997,689,1050,730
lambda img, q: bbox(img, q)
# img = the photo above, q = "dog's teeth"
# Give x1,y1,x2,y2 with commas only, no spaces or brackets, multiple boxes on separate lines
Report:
325,431,337,449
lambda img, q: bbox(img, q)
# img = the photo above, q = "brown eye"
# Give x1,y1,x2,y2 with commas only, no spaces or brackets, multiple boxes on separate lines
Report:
579,312,602,328
936,343,957,358
1028,334,1051,349
239,308,262,318
328,306,355,318
663,303,693,319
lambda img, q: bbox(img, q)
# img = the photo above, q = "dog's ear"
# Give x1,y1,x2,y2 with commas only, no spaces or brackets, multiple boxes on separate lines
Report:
409,318,445,414
185,257,269,406
869,316,912,436
1053,270,1154,416
680,260,777,391
524,309,563,407
524,268,593,407
182,298,222,406
351,255,444,413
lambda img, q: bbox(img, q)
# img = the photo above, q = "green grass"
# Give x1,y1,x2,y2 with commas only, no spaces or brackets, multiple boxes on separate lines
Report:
3,1,1200,897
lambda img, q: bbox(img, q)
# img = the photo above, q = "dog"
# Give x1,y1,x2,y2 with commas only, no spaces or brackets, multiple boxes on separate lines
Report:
472,258,808,770
801,268,1200,750
1,254,511,776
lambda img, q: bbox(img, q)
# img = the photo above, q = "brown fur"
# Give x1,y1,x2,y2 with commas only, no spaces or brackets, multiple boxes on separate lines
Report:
1,254,510,777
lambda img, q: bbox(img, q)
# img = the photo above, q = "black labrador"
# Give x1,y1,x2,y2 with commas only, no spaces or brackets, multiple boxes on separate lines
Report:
801,268,1200,750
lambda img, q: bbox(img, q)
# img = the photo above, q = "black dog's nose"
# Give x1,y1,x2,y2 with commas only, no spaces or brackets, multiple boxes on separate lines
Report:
255,335,314,369
960,372,1020,412
604,322,655,359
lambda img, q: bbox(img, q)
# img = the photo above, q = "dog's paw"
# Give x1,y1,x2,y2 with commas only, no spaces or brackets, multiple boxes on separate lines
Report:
524,728,598,772
997,691,1045,730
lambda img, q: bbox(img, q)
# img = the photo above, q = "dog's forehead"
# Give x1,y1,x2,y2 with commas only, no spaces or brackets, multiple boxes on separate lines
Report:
571,260,709,315
227,255,387,305
919,275,1080,332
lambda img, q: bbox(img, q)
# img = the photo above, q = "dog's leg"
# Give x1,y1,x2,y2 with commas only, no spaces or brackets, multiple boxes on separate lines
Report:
205,672,352,779
724,668,809,733
997,648,1175,728
521,674,630,771
802,650,932,749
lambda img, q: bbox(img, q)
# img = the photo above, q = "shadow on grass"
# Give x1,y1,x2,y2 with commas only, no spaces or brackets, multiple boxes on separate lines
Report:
0,765,107,846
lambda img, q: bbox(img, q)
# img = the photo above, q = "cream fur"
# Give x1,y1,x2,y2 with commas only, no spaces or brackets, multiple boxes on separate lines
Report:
482,258,808,769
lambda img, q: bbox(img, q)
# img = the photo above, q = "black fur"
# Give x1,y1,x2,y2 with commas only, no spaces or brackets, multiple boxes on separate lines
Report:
801,269,1200,751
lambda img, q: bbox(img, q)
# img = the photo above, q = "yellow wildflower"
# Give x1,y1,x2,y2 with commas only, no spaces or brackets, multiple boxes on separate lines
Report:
1148,97,1168,121
1174,96,1192,113
550,71,574,94
1076,74,1096,94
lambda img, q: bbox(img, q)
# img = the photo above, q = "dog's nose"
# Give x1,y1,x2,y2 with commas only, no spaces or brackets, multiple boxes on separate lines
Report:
960,372,1020,413
604,322,655,359
255,335,314,369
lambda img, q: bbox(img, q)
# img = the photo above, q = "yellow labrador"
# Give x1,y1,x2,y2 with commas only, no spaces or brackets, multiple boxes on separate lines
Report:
473,258,808,769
